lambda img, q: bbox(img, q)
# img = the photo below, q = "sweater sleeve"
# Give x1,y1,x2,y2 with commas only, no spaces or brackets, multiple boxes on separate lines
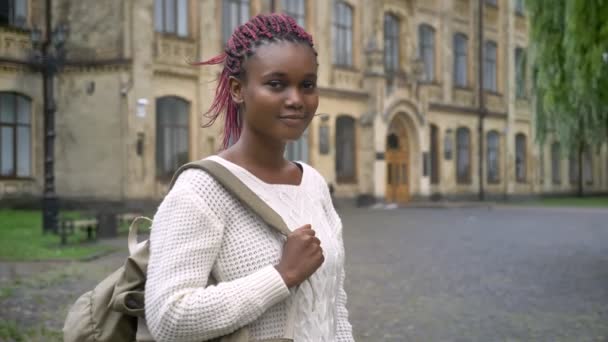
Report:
145,182,290,342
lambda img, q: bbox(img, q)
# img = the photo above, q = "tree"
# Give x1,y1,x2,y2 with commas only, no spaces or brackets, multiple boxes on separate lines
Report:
526,0,608,196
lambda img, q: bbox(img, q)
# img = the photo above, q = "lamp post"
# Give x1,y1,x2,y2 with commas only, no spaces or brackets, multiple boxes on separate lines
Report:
30,8,68,233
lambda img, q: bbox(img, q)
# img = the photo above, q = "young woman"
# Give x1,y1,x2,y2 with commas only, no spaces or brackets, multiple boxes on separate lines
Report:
145,13,354,342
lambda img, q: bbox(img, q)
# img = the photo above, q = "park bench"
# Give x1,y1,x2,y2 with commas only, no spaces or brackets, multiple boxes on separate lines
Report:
58,216,98,245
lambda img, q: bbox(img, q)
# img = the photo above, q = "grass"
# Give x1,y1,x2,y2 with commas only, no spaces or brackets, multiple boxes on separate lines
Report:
532,196,608,208
0,210,116,261
0,320,62,342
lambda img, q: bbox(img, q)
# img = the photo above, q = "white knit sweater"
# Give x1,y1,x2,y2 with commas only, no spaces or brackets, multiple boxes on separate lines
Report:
145,156,354,342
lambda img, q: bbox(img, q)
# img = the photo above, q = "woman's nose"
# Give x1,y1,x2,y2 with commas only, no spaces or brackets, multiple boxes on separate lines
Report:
285,88,303,108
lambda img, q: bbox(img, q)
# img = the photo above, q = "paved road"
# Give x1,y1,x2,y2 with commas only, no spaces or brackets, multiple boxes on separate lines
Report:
342,205,608,341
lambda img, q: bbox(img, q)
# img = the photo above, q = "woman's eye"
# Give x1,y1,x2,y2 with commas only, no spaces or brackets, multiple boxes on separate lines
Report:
302,81,317,89
267,80,284,89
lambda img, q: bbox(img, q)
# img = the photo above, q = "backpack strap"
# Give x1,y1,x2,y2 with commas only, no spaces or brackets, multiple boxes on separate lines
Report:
168,159,291,237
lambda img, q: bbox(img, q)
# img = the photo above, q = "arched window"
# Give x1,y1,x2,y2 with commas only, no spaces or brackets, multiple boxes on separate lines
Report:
333,1,353,66
453,33,468,87
335,115,356,182
0,92,31,178
487,130,500,183
515,133,527,182
456,127,470,183
418,24,435,82
430,124,439,184
156,96,190,178
551,142,561,184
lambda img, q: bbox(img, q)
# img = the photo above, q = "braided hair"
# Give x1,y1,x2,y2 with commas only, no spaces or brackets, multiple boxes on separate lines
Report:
196,13,316,149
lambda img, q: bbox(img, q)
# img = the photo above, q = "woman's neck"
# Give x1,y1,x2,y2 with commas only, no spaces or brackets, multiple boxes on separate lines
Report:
220,129,287,170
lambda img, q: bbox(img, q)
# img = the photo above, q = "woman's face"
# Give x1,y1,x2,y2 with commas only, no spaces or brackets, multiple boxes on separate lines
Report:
230,40,319,143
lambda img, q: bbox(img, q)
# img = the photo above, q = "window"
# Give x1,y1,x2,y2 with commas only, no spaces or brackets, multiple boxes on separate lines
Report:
515,133,526,182
430,124,440,184
333,1,353,66
282,0,305,27
0,93,31,178
569,152,579,185
456,127,471,183
285,129,309,163
487,131,500,183
486,0,497,6
418,24,435,82
583,148,593,185
223,0,250,42
384,14,400,73
483,41,497,92
515,47,526,98
155,0,189,37
551,142,561,184
0,0,27,28
335,116,356,182
156,96,190,178
453,33,468,87
515,0,525,14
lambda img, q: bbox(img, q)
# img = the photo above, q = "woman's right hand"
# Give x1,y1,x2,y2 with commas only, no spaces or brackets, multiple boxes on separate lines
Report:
275,224,324,288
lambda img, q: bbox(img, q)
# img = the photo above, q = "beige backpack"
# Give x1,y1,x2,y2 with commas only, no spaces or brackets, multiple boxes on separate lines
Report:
63,159,296,342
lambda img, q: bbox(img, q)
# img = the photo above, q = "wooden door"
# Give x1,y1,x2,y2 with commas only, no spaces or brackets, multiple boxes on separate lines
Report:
385,118,410,203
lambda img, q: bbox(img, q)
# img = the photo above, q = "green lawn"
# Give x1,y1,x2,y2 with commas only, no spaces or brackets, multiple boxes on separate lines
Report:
0,210,116,261
528,197,608,208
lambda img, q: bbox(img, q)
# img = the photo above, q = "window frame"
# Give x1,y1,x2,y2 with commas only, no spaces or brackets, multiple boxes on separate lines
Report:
0,92,32,179
456,127,471,184
430,124,440,185
332,0,354,67
155,0,190,37
515,0,525,15
486,130,500,183
384,13,400,73
453,33,468,88
515,47,526,98
155,96,191,180
0,0,28,28
222,0,251,43
515,133,527,183
281,0,306,27
483,40,498,92
335,115,357,183
418,24,436,82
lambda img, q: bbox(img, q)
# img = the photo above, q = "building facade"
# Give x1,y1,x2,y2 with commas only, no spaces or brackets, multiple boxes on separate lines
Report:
1,0,607,207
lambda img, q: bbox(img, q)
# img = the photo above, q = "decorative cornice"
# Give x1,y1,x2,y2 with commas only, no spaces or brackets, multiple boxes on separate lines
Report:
0,57,132,72
429,102,507,118
318,87,369,100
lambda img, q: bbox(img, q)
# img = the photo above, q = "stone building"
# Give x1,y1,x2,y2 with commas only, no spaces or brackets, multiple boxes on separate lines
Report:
0,0,606,207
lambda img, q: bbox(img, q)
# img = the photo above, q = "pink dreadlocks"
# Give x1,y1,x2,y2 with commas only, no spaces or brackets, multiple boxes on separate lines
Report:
195,13,316,150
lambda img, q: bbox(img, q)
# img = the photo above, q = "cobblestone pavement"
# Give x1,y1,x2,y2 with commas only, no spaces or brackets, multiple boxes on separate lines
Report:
342,205,608,342
2,205,608,341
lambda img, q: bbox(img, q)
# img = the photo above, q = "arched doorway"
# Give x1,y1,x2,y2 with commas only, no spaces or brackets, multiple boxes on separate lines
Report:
385,116,410,203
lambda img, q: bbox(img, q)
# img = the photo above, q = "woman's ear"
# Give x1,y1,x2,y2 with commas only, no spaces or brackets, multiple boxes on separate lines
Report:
229,76,244,104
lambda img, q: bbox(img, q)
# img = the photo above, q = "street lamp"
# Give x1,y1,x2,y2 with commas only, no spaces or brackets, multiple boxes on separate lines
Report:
30,22,68,234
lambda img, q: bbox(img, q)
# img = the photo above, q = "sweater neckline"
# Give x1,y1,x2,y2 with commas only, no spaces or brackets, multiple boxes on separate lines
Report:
208,155,307,188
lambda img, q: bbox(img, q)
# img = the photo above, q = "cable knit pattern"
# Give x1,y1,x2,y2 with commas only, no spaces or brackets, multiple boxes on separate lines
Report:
145,156,354,342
